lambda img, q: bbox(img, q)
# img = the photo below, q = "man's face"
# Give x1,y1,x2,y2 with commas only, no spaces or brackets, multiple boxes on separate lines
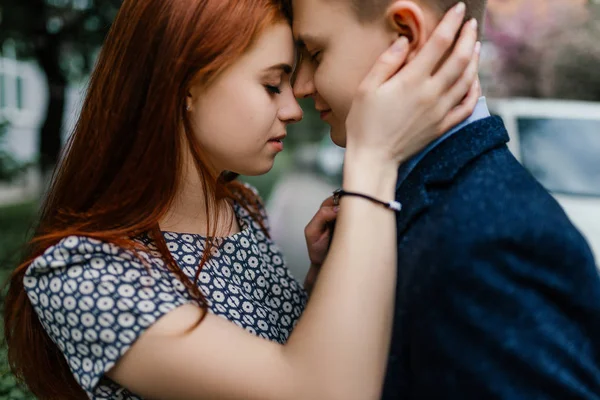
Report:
292,0,394,147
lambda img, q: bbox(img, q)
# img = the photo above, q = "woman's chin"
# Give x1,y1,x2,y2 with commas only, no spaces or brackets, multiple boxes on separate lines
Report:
230,160,275,177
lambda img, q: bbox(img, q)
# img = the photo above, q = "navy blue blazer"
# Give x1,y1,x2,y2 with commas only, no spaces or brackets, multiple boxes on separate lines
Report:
381,116,600,399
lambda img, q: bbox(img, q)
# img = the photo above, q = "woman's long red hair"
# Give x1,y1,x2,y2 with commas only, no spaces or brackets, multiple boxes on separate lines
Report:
3,0,291,398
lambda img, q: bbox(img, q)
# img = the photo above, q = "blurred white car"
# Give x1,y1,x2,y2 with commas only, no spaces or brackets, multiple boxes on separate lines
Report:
487,98,600,264
271,98,600,280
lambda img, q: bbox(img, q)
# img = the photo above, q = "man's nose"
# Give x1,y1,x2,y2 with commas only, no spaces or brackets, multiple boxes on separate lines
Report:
292,59,316,99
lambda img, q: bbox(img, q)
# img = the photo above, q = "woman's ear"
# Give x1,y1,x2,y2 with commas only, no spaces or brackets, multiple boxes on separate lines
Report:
385,1,427,53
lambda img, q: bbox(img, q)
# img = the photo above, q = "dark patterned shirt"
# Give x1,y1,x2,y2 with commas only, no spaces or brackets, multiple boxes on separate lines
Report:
24,188,308,399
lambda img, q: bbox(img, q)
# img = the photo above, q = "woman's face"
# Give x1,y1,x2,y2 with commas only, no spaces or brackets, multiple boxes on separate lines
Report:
188,22,303,176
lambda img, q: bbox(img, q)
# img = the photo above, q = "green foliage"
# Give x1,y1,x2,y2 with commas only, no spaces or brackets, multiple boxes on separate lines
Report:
0,121,27,182
0,200,38,400
0,201,38,275
286,98,329,148
0,0,122,81
0,353,36,400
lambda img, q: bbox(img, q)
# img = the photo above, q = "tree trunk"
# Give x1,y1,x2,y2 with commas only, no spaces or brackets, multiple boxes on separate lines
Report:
36,38,66,179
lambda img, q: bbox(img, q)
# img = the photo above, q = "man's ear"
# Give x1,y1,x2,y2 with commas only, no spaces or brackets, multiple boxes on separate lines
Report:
385,1,427,59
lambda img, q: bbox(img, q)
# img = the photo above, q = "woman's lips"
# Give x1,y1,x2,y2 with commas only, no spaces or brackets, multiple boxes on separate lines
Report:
320,110,331,120
268,139,284,152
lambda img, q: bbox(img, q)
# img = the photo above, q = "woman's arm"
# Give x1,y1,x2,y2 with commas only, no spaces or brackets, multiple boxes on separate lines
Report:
107,5,480,399
109,159,397,400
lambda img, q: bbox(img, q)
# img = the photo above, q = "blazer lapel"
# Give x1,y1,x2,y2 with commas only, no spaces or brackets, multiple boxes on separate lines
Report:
395,116,510,235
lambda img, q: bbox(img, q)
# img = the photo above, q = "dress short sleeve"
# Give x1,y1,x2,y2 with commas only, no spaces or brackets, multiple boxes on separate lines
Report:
23,235,194,396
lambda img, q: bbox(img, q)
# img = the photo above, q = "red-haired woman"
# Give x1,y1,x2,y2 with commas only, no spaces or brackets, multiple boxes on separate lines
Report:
3,0,479,398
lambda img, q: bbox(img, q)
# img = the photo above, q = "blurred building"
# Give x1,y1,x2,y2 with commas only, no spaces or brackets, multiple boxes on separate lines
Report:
0,42,36,151
0,41,82,163
0,41,82,205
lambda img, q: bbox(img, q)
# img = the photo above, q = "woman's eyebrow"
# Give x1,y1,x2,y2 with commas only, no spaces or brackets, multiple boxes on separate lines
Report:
265,63,293,74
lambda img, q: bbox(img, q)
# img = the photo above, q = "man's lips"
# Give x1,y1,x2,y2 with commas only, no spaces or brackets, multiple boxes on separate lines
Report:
318,109,331,120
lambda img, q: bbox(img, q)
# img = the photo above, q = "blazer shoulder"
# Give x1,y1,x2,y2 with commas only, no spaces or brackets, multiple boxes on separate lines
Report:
431,149,594,262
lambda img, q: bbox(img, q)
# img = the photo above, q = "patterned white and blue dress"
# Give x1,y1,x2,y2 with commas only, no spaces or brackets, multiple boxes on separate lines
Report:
24,190,308,399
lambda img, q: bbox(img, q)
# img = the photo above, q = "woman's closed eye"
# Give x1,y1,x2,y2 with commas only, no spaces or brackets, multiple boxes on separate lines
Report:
265,84,282,95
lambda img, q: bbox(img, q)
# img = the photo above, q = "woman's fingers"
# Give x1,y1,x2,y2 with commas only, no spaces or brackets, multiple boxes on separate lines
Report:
433,18,479,92
440,79,480,133
344,2,480,166
358,37,409,91
320,196,336,208
405,2,467,77
305,206,339,240
437,42,481,132
447,41,481,105
305,203,338,266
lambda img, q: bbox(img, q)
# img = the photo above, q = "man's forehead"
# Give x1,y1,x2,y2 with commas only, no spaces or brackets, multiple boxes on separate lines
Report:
291,0,316,37
292,0,349,20
291,0,345,42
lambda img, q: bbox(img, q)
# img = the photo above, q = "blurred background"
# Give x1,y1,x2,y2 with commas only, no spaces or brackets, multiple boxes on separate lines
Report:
0,0,599,396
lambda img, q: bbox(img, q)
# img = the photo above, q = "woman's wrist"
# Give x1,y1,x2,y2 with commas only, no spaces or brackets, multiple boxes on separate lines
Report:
342,147,398,202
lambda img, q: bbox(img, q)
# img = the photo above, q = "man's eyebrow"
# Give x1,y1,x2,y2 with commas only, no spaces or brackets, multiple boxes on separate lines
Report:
266,63,293,74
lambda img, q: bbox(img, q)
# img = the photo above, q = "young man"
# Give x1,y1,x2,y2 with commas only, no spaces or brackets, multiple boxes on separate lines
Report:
290,0,600,398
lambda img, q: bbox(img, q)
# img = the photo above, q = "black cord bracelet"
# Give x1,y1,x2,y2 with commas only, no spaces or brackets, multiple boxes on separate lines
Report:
332,189,402,212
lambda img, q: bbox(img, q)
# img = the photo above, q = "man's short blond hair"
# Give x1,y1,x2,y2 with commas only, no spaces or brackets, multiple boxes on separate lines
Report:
281,0,487,36
350,0,487,24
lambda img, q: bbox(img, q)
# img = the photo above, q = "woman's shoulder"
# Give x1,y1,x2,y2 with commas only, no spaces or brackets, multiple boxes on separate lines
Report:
25,235,160,278
30,235,128,265
23,235,194,397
